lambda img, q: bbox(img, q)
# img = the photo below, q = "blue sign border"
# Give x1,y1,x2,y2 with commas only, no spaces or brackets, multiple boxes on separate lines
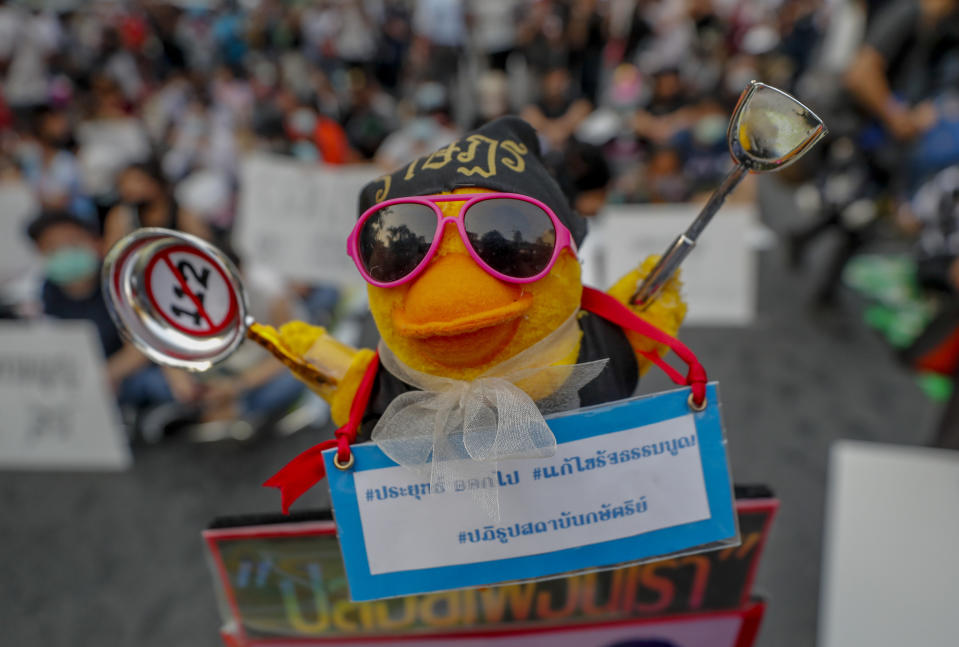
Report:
323,383,736,601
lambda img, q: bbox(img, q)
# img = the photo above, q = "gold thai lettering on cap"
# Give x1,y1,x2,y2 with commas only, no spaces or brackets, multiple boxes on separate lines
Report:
371,136,530,203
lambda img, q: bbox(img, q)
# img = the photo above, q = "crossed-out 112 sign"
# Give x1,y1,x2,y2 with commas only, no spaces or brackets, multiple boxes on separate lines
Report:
143,244,237,337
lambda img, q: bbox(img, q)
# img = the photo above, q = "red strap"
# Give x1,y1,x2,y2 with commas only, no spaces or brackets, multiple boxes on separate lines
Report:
264,353,380,514
580,286,707,407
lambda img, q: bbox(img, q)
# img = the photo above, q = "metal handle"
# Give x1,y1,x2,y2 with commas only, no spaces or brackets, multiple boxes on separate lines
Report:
631,164,748,307
246,321,337,385
631,234,696,307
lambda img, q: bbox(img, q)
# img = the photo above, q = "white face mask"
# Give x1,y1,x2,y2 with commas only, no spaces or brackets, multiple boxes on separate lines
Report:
693,114,728,146
410,117,438,142
289,109,316,136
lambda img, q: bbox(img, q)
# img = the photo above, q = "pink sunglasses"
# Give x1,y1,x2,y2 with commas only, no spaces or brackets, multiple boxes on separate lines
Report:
347,192,576,288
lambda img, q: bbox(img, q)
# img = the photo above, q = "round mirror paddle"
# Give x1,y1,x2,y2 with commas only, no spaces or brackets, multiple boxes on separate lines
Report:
102,228,250,372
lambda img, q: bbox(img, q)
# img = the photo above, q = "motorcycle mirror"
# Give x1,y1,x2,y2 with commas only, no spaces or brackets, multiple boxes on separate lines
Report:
728,80,826,172
631,81,827,306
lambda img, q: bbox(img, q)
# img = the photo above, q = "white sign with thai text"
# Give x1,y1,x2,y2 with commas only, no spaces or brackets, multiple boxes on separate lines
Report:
325,384,737,601
0,321,131,470
356,415,708,574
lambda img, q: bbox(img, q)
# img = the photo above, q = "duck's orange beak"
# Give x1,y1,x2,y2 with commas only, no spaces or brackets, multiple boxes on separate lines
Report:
391,223,533,367
394,253,532,338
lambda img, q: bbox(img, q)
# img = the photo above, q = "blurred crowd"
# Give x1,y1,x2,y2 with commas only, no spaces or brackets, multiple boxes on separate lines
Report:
0,0,957,443
0,0,829,230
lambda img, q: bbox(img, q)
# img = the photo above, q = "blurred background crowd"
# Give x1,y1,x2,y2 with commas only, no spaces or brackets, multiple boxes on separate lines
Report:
0,0,958,447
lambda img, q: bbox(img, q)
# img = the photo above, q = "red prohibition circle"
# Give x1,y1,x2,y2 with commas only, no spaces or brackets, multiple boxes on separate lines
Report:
143,243,239,338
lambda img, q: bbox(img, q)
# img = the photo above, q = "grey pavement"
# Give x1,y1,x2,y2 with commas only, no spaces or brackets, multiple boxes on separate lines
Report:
0,177,938,646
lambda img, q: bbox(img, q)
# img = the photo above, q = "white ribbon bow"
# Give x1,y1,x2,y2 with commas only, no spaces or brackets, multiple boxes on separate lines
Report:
372,309,607,518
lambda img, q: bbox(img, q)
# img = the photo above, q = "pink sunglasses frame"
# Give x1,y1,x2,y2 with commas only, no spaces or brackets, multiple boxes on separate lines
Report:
347,192,576,288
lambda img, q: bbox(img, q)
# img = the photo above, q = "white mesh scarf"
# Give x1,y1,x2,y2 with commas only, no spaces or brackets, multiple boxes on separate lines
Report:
371,308,607,518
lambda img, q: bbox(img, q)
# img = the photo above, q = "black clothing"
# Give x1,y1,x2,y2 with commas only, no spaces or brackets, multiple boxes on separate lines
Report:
866,1,959,104
535,94,577,121
42,278,123,358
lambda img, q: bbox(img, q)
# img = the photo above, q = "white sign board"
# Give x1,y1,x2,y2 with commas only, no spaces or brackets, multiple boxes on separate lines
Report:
0,321,131,470
355,415,709,575
236,155,381,285
0,182,40,284
319,385,736,601
819,441,959,647
580,204,758,326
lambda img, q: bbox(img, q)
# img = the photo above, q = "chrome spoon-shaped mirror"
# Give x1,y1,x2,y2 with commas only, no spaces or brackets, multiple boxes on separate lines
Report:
631,81,827,306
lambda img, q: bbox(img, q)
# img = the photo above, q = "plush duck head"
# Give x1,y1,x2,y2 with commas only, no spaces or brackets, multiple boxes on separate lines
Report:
354,117,590,384
269,116,684,428
262,116,686,512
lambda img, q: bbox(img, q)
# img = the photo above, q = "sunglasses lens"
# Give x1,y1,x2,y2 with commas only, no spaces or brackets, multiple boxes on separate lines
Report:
464,198,557,279
358,203,436,283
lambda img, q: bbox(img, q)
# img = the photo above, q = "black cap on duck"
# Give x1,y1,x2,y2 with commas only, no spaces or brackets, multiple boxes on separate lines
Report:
358,116,588,246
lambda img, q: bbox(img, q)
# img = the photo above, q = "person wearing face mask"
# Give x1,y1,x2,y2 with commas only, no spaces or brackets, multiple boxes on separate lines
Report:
683,100,735,194
102,160,211,252
545,138,612,218
27,209,200,435
373,82,459,170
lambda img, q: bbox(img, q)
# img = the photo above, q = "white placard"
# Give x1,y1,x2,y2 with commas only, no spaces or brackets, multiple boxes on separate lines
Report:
0,182,40,284
356,415,709,574
235,154,382,285
0,321,131,470
819,441,959,647
320,385,737,600
580,204,758,326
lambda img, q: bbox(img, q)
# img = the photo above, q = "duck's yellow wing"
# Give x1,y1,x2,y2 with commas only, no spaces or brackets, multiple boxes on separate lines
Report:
247,321,375,427
604,255,687,376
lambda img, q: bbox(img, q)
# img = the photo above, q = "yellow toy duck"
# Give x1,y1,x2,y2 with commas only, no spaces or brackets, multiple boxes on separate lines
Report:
256,117,690,512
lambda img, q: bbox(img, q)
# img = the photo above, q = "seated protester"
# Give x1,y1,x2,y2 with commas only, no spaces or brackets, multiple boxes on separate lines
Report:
342,71,397,161
913,165,959,293
285,101,356,165
844,0,958,144
682,100,735,194
909,165,959,449
374,82,459,169
20,105,95,220
843,0,959,190
471,70,512,130
102,160,212,252
521,66,593,153
631,68,699,148
643,145,691,204
26,210,200,424
545,138,612,218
